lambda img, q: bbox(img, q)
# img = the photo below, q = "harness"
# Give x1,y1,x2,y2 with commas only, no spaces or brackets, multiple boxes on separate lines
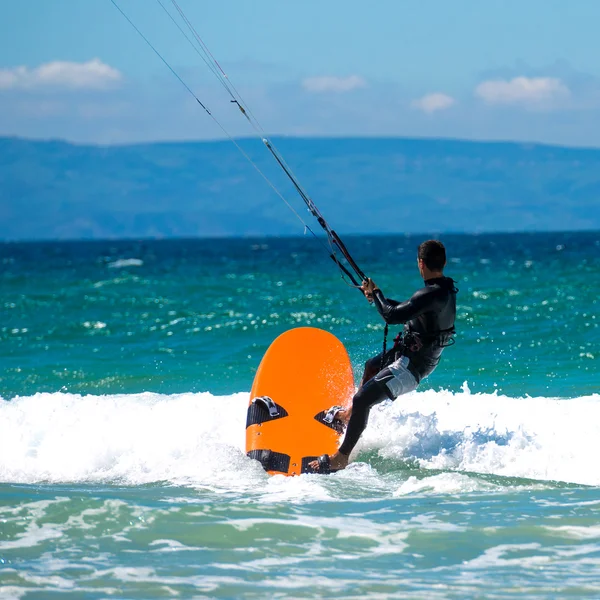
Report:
380,325,456,369
379,280,459,370
395,326,456,354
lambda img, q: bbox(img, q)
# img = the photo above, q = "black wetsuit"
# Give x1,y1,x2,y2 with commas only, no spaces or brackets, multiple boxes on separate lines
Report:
338,276,457,456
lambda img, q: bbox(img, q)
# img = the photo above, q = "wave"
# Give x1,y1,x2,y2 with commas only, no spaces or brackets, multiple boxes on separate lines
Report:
360,384,600,487
107,258,143,268
0,386,598,491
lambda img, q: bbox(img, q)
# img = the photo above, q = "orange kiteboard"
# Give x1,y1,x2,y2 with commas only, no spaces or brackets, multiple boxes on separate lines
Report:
246,327,355,476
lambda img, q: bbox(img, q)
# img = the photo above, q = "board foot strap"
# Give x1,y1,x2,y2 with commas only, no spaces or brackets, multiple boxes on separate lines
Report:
246,396,288,427
313,405,345,434
247,449,290,473
301,455,338,474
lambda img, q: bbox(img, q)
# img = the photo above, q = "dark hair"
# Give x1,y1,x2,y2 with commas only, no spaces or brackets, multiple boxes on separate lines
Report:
418,240,446,271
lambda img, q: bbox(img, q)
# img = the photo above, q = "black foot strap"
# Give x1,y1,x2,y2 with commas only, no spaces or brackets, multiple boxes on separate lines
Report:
324,405,344,424
313,405,345,434
246,396,288,428
247,449,290,474
302,454,335,475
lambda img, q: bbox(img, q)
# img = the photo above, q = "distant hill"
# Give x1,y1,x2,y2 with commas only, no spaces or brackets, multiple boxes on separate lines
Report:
1,135,599,240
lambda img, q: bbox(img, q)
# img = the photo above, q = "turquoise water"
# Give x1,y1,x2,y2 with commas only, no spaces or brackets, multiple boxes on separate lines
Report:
1,232,600,598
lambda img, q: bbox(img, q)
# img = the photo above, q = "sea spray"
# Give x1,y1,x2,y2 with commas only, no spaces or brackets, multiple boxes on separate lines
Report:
2,388,599,491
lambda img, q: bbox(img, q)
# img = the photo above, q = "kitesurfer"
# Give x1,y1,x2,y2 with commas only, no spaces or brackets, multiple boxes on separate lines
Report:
310,240,458,473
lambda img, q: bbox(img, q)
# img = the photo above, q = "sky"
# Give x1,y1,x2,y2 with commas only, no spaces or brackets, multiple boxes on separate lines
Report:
2,0,600,147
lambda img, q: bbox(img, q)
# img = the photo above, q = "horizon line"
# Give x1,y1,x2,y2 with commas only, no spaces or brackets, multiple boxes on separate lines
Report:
3,132,600,153
2,229,599,245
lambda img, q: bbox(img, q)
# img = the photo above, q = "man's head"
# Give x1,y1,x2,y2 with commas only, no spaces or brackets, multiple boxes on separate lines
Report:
417,240,446,278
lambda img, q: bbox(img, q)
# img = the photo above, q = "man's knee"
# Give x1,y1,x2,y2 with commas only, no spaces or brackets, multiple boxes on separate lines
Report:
362,355,382,384
364,355,379,373
352,373,393,413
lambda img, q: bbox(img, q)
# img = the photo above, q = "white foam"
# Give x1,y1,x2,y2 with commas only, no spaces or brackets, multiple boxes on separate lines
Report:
229,515,409,558
1,387,599,491
0,391,249,488
462,542,550,569
393,473,497,496
0,499,69,550
107,258,143,268
544,526,600,540
356,384,600,486
0,588,28,600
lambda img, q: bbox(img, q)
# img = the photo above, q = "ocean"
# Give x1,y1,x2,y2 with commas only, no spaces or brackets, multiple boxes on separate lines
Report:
1,231,599,599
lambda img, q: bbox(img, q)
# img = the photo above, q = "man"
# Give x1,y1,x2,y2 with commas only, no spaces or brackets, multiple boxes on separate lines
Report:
309,239,457,473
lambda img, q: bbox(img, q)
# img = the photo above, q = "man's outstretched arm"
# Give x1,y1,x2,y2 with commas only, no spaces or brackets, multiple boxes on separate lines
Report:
372,288,431,324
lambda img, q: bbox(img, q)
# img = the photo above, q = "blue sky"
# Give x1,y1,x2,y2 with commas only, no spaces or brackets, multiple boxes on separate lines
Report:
2,0,600,146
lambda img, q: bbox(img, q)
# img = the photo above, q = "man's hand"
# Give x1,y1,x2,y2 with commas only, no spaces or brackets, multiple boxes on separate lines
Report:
360,278,378,302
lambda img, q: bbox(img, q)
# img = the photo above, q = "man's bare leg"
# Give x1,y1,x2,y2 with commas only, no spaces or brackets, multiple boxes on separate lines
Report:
306,406,353,472
326,451,349,470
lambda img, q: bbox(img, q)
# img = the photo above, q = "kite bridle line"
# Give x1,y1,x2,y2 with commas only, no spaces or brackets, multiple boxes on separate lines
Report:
110,0,369,289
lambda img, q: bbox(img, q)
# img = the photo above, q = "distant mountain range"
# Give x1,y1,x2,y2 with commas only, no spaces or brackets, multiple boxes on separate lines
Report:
1,136,599,240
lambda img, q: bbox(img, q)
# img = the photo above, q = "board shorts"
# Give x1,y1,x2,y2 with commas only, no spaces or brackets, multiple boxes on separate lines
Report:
374,354,418,399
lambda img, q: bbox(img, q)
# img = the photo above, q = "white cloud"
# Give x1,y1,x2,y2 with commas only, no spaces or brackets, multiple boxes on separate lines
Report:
411,92,455,113
302,75,367,93
475,76,570,106
0,59,122,91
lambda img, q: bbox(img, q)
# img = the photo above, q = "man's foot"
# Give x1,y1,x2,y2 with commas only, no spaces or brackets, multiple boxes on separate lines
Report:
337,408,352,425
324,406,352,425
308,451,349,473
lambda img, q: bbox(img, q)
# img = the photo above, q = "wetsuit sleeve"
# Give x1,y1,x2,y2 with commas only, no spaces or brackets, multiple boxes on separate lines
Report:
372,288,434,325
